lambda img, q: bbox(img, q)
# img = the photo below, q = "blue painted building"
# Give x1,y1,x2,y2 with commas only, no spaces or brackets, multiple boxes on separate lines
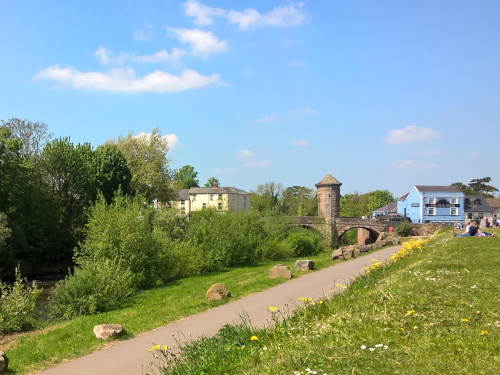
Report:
397,185,465,224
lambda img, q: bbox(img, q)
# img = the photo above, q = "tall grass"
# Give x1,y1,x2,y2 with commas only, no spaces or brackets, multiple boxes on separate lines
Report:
148,229,500,375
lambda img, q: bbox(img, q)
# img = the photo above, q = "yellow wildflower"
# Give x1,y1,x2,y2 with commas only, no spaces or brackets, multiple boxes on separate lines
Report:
461,318,469,322
406,310,415,316
481,330,488,335
251,335,258,341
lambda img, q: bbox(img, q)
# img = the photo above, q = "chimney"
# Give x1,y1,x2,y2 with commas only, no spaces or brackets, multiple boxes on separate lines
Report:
213,183,218,188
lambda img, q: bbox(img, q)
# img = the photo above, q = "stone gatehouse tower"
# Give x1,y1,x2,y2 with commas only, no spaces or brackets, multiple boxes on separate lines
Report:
315,174,342,221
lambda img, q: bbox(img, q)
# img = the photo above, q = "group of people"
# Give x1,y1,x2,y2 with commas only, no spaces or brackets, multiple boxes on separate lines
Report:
454,221,496,237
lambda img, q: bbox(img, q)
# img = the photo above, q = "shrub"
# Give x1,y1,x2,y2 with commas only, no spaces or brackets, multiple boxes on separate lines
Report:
396,220,414,237
0,267,42,333
48,258,134,319
287,231,323,257
260,238,294,260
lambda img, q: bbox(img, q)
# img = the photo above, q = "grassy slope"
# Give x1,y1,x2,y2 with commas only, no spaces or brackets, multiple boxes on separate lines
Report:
152,229,500,375
2,250,338,374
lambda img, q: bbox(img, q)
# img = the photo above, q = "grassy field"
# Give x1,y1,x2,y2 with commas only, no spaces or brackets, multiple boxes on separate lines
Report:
1,247,345,374
147,228,500,375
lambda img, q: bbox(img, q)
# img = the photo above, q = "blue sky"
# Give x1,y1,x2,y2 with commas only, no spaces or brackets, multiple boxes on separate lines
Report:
1,0,499,197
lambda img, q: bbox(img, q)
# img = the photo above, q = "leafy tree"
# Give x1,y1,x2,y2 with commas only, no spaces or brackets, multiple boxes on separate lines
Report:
468,177,498,198
0,127,23,211
340,194,362,217
367,190,395,215
204,177,220,187
250,182,284,214
281,186,317,216
451,182,475,195
175,165,200,189
1,118,53,161
110,129,175,202
93,144,132,204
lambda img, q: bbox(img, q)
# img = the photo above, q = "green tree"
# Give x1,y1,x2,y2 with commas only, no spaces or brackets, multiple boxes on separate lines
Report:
250,182,284,214
93,144,132,204
467,177,498,198
110,129,175,202
174,165,200,189
281,186,317,216
340,194,362,217
1,118,53,162
204,177,220,187
367,190,395,216
0,127,23,211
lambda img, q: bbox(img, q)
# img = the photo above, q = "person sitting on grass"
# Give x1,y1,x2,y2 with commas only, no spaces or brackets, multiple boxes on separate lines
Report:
455,221,495,237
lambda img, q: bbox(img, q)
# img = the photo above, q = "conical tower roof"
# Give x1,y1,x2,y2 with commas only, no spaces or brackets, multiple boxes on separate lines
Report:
315,173,341,186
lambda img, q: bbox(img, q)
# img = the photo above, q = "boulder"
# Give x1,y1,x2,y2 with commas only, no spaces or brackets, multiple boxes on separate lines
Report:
0,351,8,374
93,324,124,340
356,245,369,253
295,259,314,271
331,249,343,260
206,283,231,301
342,247,353,259
269,264,292,279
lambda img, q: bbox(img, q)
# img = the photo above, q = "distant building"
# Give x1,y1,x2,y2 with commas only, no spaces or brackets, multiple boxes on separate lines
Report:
484,198,500,223
397,185,465,225
174,184,251,214
464,195,493,227
372,202,398,217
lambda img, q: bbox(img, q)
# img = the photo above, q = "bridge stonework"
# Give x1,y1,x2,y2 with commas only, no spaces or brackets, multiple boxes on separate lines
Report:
295,216,400,247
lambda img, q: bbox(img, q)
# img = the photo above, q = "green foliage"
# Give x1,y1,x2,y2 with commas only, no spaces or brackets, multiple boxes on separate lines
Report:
396,220,414,237
48,258,134,319
1,118,53,161
174,165,200,189
286,231,323,257
340,194,362,217
259,238,294,260
281,186,317,216
367,189,395,215
110,128,175,202
0,267,42,333
77,194,162,289
0,212,10,249
250,182,284,214
204,177,219,187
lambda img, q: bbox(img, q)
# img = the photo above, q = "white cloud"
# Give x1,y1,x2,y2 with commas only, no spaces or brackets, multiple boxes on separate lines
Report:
243,160,272,169
182,1,306,30
168,27,227,58
390,160,439,170
292,108,317,118
133,23,155,41
134,132,179,149
384,125,440,144
254,111,279,123
237,149,253,158
132,48,185,63
284,60,305,67
34,65,224,93
94,47,185,65
291,139,309,146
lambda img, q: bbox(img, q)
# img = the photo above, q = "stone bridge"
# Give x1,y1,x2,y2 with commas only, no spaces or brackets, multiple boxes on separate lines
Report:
294,216,402,246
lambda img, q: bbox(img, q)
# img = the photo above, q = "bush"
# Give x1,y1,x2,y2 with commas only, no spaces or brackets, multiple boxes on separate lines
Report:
260,238,294,260
396,221,414,237
48,258,134,319
287,231,323,257
0,267,42,333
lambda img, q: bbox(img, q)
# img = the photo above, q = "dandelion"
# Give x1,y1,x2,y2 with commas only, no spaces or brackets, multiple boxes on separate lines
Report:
457,348,462,352
461,301,466,305
413,326,418,330
406,310,415,316
251,335,258,341
149,344,161,352
401,327,405,332
319,300,324,304
461,318,469,322
269,306,278,312
163,345,168,351
481,330,489,335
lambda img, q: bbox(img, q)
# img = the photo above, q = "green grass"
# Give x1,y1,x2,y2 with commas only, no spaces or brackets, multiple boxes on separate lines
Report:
2,247,360,374
148,228,500,375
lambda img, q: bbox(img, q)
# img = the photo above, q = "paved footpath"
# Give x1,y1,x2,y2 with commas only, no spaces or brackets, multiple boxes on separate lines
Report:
39,245,401,375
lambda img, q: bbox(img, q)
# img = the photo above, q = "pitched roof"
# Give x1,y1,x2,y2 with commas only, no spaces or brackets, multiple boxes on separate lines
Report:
315,174,341,186
485,198,500,208
188,187,250,195
414,185,462,193
177,189,190,200
464,195,493,212
398,192,409,200
372,202,397,213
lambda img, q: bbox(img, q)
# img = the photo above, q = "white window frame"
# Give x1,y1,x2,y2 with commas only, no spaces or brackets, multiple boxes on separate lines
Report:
428,197,436,204
450,207,457,216
451,197,458,204
428,207,435,216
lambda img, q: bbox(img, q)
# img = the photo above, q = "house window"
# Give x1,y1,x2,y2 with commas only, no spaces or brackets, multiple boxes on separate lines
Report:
181,208,185,214
218,202,222,210
451,207,457,216
428,207,435,215
451,197,458,204
210,195,214,201
218,194,222,200
244,195,246,201
467,213,472,219
202,203,206,209
428,198,436,204
192,195,196,201
181,200,185,205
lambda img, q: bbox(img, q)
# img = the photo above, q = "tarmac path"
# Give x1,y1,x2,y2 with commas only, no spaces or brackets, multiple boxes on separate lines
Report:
38,245,402,375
